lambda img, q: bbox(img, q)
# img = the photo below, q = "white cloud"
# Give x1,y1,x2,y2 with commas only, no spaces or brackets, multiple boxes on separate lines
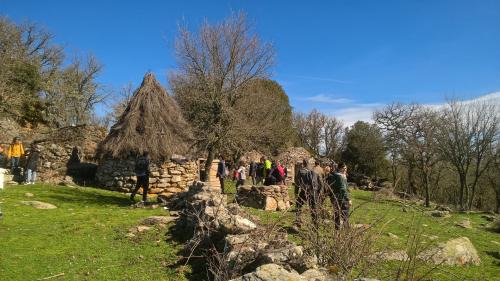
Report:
303,94,352,104
325,92,500,127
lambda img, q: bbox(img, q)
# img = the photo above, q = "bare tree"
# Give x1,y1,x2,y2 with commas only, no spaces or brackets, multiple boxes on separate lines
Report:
170,12,274,180
437,100,499,210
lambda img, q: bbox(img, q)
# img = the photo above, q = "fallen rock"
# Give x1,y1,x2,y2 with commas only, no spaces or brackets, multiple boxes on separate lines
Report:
128,225,151,233
455,220,472,229
20,201,57,209
420,237,480,265
428,210,451,218
140,216,176,226
229,263,303,281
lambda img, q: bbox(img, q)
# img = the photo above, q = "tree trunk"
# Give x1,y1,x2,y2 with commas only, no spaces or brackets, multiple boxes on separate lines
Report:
458,174,466,210
202,146,216,182
408,162,416,195
424,172,430,207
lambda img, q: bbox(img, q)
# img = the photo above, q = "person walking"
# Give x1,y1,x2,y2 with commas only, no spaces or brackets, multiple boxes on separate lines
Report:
7,137,24,174
216,155,227,194
312,160,324,178
249,160,257,185
256,158,265,185
325,162,351,229
294,159,321,228
25,145,40,185
130,152,150,203
236,161,247,188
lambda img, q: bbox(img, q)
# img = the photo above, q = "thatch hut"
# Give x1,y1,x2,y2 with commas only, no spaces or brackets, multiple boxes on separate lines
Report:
96,73,198,198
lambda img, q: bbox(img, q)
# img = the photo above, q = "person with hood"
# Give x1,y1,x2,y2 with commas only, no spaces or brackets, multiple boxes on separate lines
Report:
25,145,40,185
130,151,150,203
8,137,24,173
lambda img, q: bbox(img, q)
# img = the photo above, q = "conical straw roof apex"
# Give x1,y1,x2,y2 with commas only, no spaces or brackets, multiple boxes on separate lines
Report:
97,72,193,161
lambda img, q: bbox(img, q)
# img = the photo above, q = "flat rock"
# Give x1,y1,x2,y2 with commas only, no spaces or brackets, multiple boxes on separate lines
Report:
140,216,176,226
128,225,151,233
428,210,451,218
420,237,480,265
229,263,303,281
24,192,34,197
20,201,57,209
455,220,472,229
301,268,338,281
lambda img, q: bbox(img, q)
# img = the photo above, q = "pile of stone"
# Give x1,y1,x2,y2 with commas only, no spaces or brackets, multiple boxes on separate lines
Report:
236,185,291,211
174,181,336,281
96,157,198,199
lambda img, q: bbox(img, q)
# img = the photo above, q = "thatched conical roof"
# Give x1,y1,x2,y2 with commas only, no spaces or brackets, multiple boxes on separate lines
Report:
97,73,193,161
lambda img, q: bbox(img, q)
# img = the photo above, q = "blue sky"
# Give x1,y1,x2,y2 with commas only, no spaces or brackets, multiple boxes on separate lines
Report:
2,0,499,125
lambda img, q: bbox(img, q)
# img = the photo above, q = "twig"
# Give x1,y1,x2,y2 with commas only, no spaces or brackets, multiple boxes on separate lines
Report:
37,273,64,280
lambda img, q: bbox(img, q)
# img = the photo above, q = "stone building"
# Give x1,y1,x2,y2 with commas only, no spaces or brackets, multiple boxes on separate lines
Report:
95,73,197,198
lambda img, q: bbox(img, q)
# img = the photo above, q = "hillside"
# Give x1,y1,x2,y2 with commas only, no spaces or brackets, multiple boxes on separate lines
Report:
0,183,498,280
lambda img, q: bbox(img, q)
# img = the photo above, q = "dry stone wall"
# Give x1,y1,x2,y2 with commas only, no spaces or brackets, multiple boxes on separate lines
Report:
236,185,291,211
96,158,198,198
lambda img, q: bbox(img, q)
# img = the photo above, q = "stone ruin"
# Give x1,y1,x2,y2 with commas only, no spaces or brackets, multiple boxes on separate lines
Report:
95,157,198,200
236,185,291,211
170,181,337,281
3,125,107,185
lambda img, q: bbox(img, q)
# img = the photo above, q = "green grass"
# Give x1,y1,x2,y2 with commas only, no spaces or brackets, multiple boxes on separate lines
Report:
0,181,499,280
0,184,186,281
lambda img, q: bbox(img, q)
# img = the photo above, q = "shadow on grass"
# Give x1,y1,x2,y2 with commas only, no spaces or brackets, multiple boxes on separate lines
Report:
165,222,209,281
43,186,132,207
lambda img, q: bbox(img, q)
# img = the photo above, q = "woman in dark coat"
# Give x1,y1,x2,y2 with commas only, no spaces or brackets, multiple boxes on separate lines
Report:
25,146,40,185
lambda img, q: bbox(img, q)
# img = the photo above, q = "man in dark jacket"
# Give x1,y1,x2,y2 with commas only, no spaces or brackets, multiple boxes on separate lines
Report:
249,160,257,185
25,145,40,185
325,162,351,229
216,155,227,194
294,159,321,227
130,152,150,202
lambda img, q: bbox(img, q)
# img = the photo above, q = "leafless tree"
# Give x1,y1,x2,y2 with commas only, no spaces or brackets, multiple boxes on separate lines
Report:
170,12,274,180
437,99,499,210
293,109,343,159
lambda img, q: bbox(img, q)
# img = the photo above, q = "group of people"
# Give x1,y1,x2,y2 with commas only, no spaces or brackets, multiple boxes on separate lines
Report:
295,160,351,230
0,137,40,185
216,154,351,229
216,155,289,194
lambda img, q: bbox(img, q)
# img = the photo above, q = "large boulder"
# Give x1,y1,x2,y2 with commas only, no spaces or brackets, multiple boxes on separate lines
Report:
421,237,481,265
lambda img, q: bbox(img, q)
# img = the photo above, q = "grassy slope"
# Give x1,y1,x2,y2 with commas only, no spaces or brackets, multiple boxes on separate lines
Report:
0,184,185,281
0,181,498,280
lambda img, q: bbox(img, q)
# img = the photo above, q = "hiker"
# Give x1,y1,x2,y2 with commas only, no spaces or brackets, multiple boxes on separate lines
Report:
312,160,324,178
25,145,40,185
7,137,24,174
294,159,321,228
256,157,265,185
265,161,282,186
236,161,246,188
249,160,257,185
264,156,272,178
277,161,285,185
216,155,227,194
130,152,150,202
325,162,351,229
